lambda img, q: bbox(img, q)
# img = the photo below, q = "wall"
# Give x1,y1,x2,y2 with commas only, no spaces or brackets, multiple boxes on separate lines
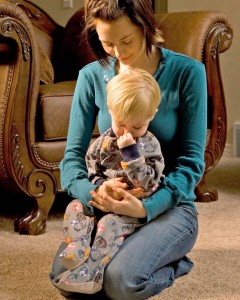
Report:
168,0,239,156
154,0,168,13
30,0,84,26
34,0,165,24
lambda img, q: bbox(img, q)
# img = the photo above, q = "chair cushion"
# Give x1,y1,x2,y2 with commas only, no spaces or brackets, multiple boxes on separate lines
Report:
38,81,76,141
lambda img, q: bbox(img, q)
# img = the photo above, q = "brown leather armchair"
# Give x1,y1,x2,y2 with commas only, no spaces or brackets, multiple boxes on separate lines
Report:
0,0,233,234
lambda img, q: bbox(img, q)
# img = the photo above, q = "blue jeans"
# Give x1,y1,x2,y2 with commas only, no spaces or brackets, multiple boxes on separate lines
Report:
49,205,198,300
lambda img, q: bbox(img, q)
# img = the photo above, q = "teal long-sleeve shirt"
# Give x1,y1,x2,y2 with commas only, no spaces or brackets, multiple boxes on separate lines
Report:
60,47,207,222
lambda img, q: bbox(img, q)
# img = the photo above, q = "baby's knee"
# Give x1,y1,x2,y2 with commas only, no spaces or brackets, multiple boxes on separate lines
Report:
66,199,83,213
98,213,117,227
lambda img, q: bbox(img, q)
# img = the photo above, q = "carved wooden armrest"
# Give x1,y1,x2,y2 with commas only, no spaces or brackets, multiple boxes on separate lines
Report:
0,1,44,234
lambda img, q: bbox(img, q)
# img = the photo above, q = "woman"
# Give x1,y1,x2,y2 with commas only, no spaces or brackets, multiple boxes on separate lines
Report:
50,0,207,299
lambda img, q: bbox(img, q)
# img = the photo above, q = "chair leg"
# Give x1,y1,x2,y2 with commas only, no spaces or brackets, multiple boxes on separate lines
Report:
195,175,218,202
14,188,56,235
14,206,47,235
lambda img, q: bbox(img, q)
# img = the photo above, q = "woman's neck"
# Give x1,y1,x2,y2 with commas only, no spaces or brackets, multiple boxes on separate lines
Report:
116,47,161,75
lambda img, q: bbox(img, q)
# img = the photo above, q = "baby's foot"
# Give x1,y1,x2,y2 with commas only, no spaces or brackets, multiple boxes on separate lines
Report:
54,264,102,294
57,280,102,294
60,239,91,270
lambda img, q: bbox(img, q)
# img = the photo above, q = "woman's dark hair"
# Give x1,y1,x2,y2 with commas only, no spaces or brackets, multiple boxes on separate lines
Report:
84,0,164,66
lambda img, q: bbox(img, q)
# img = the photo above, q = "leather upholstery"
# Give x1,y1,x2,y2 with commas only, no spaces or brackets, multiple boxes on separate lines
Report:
0,0,233,234
38,81,75,141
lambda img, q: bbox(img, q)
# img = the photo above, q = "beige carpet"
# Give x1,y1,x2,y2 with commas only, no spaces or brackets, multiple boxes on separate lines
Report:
0,156,240,300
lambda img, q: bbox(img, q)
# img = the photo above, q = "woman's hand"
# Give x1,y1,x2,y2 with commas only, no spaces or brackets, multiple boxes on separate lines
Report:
95,177,146,200
96,177,128,200
89,185,147,218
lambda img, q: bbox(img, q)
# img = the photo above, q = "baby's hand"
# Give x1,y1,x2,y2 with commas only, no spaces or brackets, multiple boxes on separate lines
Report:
94,178,128,202
117,133,136,148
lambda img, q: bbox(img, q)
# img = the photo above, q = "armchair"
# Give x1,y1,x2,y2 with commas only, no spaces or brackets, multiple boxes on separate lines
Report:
0,0,233,234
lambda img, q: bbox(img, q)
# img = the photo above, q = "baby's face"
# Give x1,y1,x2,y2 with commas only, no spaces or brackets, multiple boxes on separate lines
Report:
111,114,153,138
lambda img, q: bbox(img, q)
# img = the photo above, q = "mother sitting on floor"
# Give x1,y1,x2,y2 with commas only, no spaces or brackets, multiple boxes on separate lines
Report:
49,0,207,299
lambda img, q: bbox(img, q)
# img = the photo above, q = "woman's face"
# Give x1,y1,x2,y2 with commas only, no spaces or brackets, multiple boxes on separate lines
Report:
95,15,146,67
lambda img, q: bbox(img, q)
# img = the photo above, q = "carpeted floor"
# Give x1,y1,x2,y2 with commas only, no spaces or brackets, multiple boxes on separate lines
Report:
0,156,240,300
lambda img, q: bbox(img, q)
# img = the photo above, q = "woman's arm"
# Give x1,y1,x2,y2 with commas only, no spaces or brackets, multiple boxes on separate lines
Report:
60,68,99,209
142,55,207,221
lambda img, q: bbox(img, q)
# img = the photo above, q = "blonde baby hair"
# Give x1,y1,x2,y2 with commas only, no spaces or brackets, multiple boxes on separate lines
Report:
107,68,161,122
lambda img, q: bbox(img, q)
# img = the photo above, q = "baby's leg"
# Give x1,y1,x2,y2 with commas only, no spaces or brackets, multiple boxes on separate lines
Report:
56,214,140,294
87,214,138,290
59,200,94,270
